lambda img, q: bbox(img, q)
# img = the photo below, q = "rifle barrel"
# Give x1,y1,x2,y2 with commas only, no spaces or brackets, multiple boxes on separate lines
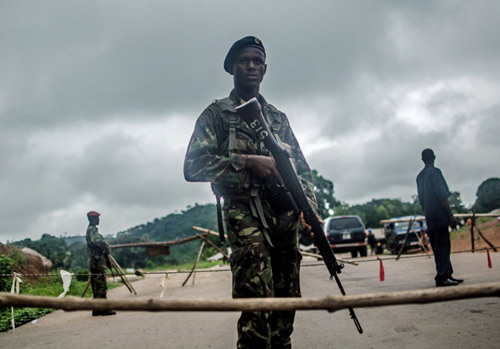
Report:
236,97,363,334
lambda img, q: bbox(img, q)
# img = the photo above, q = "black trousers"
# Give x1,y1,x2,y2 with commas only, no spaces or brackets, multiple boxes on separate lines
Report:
427,226,454,281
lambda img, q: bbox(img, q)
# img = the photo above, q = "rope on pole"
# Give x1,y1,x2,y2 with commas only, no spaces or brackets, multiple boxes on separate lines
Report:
1,246,498,279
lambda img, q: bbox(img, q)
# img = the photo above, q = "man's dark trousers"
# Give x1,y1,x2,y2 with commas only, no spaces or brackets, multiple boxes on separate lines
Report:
427,227,453,281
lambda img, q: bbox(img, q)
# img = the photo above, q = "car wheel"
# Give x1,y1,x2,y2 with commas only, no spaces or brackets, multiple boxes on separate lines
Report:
360,246,367,257
351,250,358,258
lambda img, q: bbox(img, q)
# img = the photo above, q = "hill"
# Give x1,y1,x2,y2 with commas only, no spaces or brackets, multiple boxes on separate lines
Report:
116,203,218,242
110,203,219,267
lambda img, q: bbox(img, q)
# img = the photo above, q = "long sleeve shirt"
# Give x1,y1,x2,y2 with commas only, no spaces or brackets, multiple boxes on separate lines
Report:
184,90,318,213
416,165,452,229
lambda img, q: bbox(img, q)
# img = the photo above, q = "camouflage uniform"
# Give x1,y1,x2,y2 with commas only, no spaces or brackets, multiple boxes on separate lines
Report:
184,90,318,348
86,225,110,299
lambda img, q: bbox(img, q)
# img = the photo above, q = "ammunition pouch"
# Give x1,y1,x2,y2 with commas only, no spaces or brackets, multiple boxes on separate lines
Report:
263,184,298,214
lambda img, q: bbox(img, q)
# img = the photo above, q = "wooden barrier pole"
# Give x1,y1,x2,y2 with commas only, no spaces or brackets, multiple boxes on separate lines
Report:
192,226,227,240
470,212,476,252
193,226,356,266
412,225,430,255
81,279,91,298
108,255,137,295
2,282,500,313
191,241,206,286
195,233,229,259
110,233,208,249
300,251,358,266
396,218,414,261
182,241,206,287
475,226,497,252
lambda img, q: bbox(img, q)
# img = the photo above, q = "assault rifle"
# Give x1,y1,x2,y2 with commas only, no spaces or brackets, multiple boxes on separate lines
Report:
236,97,363,334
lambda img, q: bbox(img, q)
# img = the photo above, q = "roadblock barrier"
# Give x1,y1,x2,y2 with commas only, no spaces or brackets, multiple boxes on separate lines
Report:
1,282,500,313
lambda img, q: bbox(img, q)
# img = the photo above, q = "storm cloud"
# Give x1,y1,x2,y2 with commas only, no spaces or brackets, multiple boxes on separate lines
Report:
1,1,499,242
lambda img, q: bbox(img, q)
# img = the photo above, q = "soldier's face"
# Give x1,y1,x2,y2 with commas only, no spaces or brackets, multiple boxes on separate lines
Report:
232,47,267,90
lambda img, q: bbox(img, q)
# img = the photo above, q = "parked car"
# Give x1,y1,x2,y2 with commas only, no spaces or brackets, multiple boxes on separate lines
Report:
322,215,367,258
384,215,427,254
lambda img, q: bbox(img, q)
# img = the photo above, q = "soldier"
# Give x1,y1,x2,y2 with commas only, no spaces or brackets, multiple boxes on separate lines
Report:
86,211,116,316
184,36,319,348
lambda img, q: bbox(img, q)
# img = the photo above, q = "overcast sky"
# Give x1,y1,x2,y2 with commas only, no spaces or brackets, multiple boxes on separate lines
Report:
1,1,499,243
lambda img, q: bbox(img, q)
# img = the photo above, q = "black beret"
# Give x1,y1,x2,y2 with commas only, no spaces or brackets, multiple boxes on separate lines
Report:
224,36,266,74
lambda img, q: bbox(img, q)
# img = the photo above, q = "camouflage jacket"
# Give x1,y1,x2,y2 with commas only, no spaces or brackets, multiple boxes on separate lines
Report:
184,90,318,213
86,225,110,258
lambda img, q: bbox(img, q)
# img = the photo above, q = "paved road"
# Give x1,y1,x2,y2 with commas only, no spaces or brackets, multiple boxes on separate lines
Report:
1,252,499,348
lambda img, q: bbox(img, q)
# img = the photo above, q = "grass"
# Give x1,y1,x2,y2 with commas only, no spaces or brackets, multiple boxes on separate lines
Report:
0,260,227,332
0,272,122,333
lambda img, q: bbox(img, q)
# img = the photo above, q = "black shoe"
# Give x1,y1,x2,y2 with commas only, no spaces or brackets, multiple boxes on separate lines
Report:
436,278,459,287
92,310,117,316
449,276,464,284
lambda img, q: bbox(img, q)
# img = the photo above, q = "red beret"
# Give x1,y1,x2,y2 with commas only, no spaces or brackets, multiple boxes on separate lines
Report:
87,211,100,217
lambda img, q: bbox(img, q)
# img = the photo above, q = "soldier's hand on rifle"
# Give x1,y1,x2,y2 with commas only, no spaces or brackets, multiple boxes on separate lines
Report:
245,154,284,185
300,212,323,238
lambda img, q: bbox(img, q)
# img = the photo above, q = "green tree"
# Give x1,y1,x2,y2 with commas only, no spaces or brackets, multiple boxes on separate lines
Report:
69,241,89,270
311,169,339,218
335,198,424,228
449,191,467,213
14,234,70,269
475,177,500,213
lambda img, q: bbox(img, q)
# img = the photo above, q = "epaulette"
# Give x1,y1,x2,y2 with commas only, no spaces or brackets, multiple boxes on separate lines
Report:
211,97,236,113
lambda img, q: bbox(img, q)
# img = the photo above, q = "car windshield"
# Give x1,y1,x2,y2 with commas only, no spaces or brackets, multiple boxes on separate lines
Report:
329,217,362,230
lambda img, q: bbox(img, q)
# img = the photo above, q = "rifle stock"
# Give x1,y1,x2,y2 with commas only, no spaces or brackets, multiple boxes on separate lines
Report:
236,97,363,334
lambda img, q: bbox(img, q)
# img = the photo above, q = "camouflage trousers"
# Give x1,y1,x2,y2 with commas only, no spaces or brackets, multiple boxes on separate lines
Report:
224,198,302,349
88,257,108,299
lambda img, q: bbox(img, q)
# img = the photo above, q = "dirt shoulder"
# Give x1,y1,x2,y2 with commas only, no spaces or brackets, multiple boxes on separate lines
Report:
451,217,500,252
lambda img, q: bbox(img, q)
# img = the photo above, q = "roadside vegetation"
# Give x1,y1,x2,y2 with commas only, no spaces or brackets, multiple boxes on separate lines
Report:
0,269,115,332
0,249,223,332
1,173,497,332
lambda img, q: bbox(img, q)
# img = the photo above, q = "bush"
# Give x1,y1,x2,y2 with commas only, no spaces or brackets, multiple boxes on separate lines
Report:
0,307,53,332
75,269,90,282
0,254,13,292
0,272,122,332
5,247,26,268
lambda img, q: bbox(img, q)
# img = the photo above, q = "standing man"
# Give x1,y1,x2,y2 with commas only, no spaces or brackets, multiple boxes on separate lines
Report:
367,228,376,255
86,211,116,316
184,36,319,348
416,149,463,287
